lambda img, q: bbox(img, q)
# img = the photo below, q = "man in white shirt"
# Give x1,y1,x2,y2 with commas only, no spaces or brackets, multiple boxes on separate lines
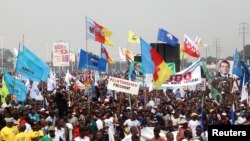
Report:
188,113,200,137
96,114,104,131
123,114,140,132
55,119,66,141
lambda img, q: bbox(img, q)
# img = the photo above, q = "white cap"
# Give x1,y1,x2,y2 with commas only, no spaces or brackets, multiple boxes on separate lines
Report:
126,107,131,110
221,112,227,116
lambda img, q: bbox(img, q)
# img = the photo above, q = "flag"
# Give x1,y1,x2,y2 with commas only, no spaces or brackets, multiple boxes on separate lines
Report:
0,77,9,103
200,94,204,132
84,70,91,86
240,74,249,104
183,34,200,58
16,46,50,81
167,62,176,74
202,61,214,81
150,48,172,88
231,80,239,93
128,31,140,44
237,61,250,88
47,70,57,91
65,70,76,89
119,47,134,62
86,17,113,46
4,71,27,102
180,44,187,60
194,36,204,47
140,38,154,74
211,86,221,100
157,28,179,47
30,82,43,101
78,49,106,72
232,49,240,76
101,44,115,64
231,103,235,125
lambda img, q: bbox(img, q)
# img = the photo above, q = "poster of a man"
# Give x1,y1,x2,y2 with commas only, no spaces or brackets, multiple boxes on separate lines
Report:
130,62,143,81
217,60,231,78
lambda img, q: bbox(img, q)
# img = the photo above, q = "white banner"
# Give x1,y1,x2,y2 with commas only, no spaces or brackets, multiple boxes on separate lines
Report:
107,77,140,95
196,78,206,91
163,60,201,87
53,41,70,66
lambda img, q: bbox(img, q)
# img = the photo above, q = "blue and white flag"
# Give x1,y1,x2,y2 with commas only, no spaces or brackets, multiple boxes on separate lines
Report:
157,28,179,47
78,49,106,72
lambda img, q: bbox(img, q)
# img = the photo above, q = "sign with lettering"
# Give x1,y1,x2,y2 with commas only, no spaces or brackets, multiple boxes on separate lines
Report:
163,60,201,87
53,41,70,66
107,77,140,95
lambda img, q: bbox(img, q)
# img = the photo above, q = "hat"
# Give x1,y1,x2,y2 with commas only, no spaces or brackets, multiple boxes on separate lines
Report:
221,112,227,116
191,113,198,117
178,119,187,124
5,117,14,123
40,108,45,111
240,104,245,107
209,109,215,113
48,126,55,131
126,107,131,110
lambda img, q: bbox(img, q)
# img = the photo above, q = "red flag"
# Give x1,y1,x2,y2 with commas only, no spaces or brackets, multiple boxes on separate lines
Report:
150,48,172,88
183,34,200,58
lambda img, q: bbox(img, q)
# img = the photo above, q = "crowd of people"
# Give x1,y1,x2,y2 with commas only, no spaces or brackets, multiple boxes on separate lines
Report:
0,67,250,141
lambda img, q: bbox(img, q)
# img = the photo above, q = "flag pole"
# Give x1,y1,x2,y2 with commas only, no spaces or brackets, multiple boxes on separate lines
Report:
85,16,91,113
11,43,21,101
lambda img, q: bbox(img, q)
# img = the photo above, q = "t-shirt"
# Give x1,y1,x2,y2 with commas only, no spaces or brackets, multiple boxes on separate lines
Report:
188,120,200,137
104,117,115,135
1,126,19,141
123,119,141,131
29,130,44,139
96,119,103,131
74,136,90,141
15,132,31,141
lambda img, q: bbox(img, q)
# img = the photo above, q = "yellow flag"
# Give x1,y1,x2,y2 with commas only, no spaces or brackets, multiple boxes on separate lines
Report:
151,49,172,88
0,77,9,103
128,31,140,44
180,44,187,60
102,27,113,46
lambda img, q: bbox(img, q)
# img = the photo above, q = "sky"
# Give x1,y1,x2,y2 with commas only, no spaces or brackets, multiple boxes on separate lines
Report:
0,0,250,62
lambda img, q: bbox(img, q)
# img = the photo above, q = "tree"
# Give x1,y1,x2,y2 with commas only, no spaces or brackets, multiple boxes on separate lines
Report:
0,48,15,70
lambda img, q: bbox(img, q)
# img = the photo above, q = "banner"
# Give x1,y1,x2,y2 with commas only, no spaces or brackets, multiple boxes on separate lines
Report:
78,49,106,72
53,41,70,66
107,77,140,95
163,60,201,87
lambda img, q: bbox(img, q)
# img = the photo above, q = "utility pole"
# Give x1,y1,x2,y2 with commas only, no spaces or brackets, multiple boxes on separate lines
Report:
0,36,3,73
240,23,249,61
204,44,208,64
214,38,220,64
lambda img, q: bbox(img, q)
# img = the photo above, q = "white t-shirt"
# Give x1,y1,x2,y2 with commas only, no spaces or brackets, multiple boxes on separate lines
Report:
74,136,90,141
188,120,200,137
96,119,104,130
55,127,66,141
123,119,140,130
104,117,115,135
